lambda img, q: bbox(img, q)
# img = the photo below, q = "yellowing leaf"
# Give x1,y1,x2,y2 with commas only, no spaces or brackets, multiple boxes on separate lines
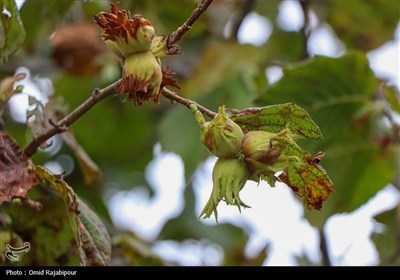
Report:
280,160,334,210
259,53,395,226
255,129,333,210
270,134,333,212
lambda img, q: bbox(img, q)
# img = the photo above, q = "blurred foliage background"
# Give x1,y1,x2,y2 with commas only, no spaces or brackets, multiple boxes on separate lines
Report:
0,0,399,266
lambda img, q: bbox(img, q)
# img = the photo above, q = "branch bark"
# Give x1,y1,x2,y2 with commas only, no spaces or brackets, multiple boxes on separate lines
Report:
299,0,312,59
168,0,214,45
161,88,216,118
230,0,256,41
23,0,217,158
319,228,332,266
23,80,121,157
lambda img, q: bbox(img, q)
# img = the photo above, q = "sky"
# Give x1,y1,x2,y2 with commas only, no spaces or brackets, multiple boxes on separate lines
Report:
6,0,400,266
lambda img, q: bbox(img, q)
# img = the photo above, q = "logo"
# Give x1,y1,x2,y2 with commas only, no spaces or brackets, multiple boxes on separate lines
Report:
4,242,30,262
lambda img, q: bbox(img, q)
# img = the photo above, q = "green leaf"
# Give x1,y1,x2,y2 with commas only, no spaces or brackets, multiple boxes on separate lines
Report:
159,105,205,173
180,42,263,99
0,0,25,64
229,103,322,139
34,166,111,266
1,196,80,265
259,53,378,145
384,85,400,114
372,206,400,266
19,0,74,51
53,75,155,176
254,0,282,23
243,129,333,210
31,94,101,186
314,0,399,51
76,198,112,266
259,53,396,227
308,144,396,227
262,30,306,63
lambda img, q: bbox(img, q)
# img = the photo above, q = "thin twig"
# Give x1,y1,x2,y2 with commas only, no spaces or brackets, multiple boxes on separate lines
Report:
23,0,216,158
376,82,400,190
23,80,121,158
319,228,332,266
299,0,311,59
230,0,256,41
168,0,214,45
161,88,216,119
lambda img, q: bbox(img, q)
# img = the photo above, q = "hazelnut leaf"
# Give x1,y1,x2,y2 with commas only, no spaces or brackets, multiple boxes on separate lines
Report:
279,154,334,210
34,166,111,266
229,103,322,140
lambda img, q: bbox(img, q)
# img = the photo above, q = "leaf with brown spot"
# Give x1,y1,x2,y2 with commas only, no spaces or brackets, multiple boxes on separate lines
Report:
260,131,333,209
0,131,38,204
279,157,334,210
229,103,322,140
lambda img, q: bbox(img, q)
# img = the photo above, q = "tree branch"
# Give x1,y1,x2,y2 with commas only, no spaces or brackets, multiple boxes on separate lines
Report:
299,0,312,59
161,88,216,118
319,228,332,266
230,0,256,41
376,82,400,190
23,0,217,158
168,0,214,45
23,79,121,158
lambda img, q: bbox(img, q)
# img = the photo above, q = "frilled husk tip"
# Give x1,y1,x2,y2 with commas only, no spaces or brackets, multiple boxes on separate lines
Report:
199,158,250,222
119,51,162,105
94,3,155,58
